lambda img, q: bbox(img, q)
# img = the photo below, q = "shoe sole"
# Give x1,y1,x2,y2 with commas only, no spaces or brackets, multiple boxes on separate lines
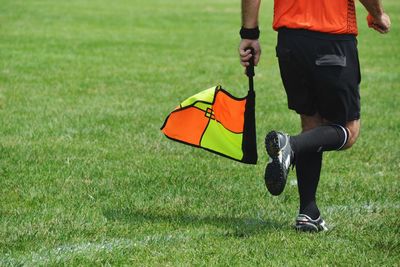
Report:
294,223,319,232
265,131,280,157
294,223,327,232
264,131,286,196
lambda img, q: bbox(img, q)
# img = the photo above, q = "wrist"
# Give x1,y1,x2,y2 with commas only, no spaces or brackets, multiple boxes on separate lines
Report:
240,26,260,40
369,6,384,18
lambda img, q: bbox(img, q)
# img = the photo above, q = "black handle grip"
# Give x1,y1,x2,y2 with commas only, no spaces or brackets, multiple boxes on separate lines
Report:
246,47,255,77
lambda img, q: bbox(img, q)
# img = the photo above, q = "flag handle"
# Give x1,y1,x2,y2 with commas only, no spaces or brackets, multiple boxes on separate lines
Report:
245,47,255,92
242,47,257,164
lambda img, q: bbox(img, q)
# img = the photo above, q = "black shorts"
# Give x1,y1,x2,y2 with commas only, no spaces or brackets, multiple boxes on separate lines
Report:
276,28,361,126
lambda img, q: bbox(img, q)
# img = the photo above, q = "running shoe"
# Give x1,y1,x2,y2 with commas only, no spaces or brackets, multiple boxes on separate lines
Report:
294,214,328,232
264,131,294,195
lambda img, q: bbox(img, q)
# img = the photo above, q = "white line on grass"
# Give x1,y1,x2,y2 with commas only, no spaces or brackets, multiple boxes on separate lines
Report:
325,202,400,215
1,233,193,266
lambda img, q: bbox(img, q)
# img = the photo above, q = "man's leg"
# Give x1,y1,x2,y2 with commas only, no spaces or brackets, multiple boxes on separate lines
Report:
290,119,360,153
294,118,360,231
264,118,361,192
295,116,360,218
296,114,324,220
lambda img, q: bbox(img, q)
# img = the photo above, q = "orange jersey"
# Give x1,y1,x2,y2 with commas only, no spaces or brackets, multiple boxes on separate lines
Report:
273,0,358,35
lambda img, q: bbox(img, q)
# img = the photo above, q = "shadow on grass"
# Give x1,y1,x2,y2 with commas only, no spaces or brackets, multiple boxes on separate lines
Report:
103,208,285,237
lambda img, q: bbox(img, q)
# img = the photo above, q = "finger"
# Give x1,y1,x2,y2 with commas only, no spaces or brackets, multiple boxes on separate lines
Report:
240,54,252,61
380,27,389,34
375,21,390,33
240,60,249,67
241,53,252,62
239,49,251,57
372,24,387,33
380,24,390,33
370,23,382,32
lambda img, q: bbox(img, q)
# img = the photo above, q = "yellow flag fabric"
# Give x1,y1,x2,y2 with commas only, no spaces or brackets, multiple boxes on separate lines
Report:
161,85,257,164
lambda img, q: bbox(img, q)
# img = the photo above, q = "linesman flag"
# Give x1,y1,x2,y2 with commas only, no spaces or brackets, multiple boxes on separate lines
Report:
161,50,258,164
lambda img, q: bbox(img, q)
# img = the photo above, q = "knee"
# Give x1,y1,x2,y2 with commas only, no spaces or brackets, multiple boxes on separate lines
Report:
300,114,323,132
342,120,360,149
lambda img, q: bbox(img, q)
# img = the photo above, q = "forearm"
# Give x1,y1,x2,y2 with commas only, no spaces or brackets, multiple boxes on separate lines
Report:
359,0,384,17
241,0,261,28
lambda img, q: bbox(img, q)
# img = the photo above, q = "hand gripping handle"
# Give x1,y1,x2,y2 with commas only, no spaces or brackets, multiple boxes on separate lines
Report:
246,47,255,78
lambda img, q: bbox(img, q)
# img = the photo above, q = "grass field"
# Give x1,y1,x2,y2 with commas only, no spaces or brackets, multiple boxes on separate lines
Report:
1,0,399,265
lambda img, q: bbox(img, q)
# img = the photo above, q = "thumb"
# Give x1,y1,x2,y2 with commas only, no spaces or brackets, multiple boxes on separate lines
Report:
254,50,261,66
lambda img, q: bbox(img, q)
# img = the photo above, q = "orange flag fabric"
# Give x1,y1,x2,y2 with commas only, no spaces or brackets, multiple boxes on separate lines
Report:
161,85,257,164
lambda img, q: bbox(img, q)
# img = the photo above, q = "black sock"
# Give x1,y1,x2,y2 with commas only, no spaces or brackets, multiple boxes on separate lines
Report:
290,125,349,154
296,151,323,220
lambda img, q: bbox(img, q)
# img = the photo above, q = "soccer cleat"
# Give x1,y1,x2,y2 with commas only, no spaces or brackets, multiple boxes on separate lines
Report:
294,214,328,232
264,131,294,195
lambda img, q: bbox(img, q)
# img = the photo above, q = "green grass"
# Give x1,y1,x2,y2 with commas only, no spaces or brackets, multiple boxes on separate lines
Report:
1,0,399,265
